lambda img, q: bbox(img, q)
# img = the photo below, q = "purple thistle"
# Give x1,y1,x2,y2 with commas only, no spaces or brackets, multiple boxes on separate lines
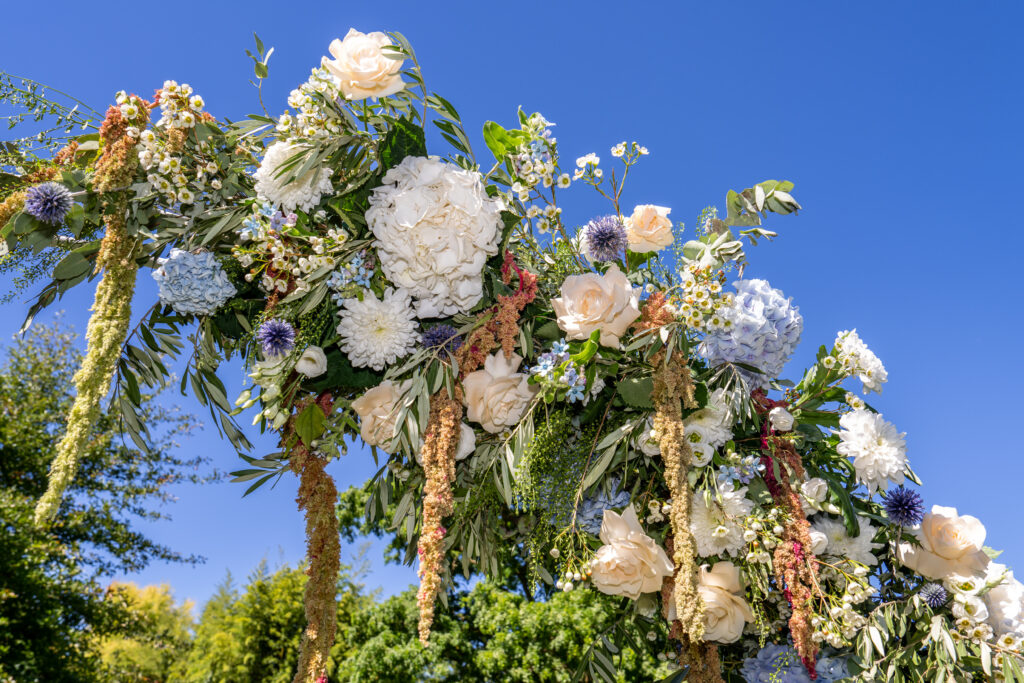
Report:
256,319,296,357
422,324,462,353
582,215,627,262
884,486,925,527
920,583,947,608
24,182,73,225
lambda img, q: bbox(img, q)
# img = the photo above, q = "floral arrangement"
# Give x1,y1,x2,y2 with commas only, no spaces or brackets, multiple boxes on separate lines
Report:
3,29,1024,683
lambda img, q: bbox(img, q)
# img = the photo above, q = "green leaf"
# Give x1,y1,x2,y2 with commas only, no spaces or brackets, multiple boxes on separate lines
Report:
52,251,92,280
294,404,326,445
617,377,654,409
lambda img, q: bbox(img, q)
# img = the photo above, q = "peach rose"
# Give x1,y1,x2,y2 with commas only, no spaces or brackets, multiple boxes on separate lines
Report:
696,562,754,643
462,352,538,433
322,29,405,100
590,506,674,599
624,204,673,252
350,379,409,450
551,265,641,348
896,505,991,580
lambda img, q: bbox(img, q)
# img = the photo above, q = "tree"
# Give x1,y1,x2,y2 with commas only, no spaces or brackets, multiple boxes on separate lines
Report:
0,322,209,681
97,583,194,682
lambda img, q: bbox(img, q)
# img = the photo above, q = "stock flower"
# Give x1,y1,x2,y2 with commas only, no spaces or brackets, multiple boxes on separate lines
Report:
689,483,754,557
256,319,296,357
24,182,73,225
834,329,888,394
296,346,328,377
812,516,882,566
321,29,405,100
351,379,411,449
695,562,754,643
623,204,673,252
589,506,673,600
552,264,640,348
253,141,333,212
896,505,991,580
462,352,537,433
152,248,237,316
581,215,628,262
336,288,419,370
836,409,907,493
366,156,502,317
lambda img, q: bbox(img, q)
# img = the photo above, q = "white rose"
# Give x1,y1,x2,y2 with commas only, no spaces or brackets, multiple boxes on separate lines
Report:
808,529,829,555
295,346,328,377
321,28,405,100
624,204,673,253
416,422,476,466
695,562,755,643
986,573,1024,635
462,352,538,433
590,506,674,600
768,406,795,431
350,380,409,450
552,264,641,348
896,505,991,580
801,478,829,503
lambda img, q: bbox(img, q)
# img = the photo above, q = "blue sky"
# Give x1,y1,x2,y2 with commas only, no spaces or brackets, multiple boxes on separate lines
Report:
2,2,1023,610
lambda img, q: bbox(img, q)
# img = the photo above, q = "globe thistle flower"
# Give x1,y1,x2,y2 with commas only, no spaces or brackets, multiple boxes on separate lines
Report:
581,215,628,262
422,324,463,354
24,182,73,225
883,486,925,527
920,583,948,608
257,319,296,357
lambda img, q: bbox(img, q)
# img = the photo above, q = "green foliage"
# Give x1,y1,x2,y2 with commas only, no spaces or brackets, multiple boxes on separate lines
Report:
98,583,194,683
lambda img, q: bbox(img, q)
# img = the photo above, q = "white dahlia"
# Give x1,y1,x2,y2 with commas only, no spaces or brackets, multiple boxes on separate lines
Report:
690,483,754,558
337,288,419,370
834,329,888,394
836,409,907,493
253,141,334,212
365,156,502,318
811,515,883,566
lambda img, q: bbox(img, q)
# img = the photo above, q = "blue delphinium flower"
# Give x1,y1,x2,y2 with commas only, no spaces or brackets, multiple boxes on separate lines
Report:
920,583,948,608
531,354,556,379
562,364,586,403
576,481,631,535
421,324,463,354
152,248,237,316
256,319,296,357
24,182,73,225
883,486,925,527
551,339,570,358
582,215,628,262
700,279,803,389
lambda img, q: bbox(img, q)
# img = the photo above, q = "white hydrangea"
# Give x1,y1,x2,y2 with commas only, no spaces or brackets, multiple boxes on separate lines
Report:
366,156,502,317
253,141,334,212
834,329,888,394
336,288,419,370
811,515,883,565
836,409,908,493
690,483,754,557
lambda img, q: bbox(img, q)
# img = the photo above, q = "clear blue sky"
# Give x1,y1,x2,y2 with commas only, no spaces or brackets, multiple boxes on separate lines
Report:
2,2,1023,610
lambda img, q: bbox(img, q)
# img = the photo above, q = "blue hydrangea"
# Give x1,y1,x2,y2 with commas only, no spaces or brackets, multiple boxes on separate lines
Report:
700,279,803,388
152,248,236,316
740,644,848,682
24,182,73,225
582,215,628,262
576,481,631,535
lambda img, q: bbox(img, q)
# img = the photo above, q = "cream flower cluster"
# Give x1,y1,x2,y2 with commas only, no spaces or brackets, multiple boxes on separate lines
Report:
336,288,419,370
366,156,502,317
278,67,344,140
253,141,334,213
835,409,907,493
154,80,204,129
690,483,754,557
668,262,731,332
833,329,888,394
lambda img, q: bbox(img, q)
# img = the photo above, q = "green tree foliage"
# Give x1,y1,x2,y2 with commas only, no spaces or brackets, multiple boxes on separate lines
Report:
0,322,208,682
98,583,194,682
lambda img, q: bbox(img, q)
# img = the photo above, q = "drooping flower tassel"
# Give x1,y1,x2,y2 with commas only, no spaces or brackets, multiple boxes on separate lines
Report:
291,393,341,683
35,98,148,526
416,389,462,645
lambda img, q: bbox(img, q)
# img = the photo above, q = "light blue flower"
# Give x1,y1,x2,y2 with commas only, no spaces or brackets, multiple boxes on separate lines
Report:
740,644,848,683
152,248,236,316
576,481,631,535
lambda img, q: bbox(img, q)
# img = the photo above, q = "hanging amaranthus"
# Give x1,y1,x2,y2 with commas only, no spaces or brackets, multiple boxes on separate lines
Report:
291,392,341,683
661,536,724,683
652,350,704,641
35,97,149,526
416,389,462,645
754,389,819,677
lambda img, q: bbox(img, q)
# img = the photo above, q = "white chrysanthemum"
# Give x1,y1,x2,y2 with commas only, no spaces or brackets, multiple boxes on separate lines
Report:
690,483,754,558
684,387,733,449
835,329,888,394
836,409,907,493
366,156,502,318
812,515,883,566
336,288,419,370
253,141,334,212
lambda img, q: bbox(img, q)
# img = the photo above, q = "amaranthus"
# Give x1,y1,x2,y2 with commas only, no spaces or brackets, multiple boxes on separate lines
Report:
291,392,341,683
416,389,462,645
35,98,147,526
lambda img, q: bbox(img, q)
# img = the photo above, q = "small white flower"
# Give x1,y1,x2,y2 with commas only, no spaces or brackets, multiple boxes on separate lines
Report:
295,345,328,377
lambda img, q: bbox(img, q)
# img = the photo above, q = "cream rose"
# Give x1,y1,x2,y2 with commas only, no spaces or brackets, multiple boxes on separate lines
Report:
551,265,641,348
696,562,755,643
896,505,991,580
624,204,673,253
590,506,673,600
295,346,328,377
415,423,476,466
350,379,409,450
321,29,405,100
462,352,538,434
